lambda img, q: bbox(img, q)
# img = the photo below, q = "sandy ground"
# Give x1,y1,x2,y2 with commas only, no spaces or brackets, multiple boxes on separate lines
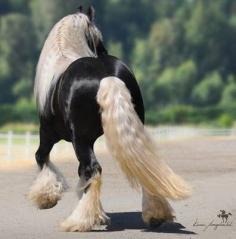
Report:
0,137,236,239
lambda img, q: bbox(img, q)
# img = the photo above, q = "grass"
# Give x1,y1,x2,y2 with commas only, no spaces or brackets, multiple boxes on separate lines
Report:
0,137,39,145
0,123,39,134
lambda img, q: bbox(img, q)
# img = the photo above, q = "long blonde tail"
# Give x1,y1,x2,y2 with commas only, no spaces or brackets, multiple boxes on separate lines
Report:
97,77,191,200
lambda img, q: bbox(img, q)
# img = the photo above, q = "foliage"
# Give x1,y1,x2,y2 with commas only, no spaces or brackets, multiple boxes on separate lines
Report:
0,0,236,126
0,99,38,126
191,71,223,106
220,76,236,107
156,60,197,105
0,13,36,103
0,123,38,133
217,114,234,128
146,105,236,126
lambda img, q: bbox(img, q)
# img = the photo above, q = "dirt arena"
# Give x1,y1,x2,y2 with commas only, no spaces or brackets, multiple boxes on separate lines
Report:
0,137,236,239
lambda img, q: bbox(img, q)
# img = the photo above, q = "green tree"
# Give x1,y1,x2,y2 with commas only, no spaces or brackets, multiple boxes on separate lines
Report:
220,76,236,107
107,41,123,59
191,72,224,106
185,0,236,77
0,13,36,103
1,0,236,125
97,0,156,61
155,60,197,106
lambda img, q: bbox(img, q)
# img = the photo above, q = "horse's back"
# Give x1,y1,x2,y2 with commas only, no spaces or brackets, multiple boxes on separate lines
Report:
63,55,145,121
55,55,144,143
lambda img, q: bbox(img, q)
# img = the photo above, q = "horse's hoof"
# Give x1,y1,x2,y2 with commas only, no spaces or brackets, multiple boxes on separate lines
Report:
60,219,93,232
28,164,65,209
38,198,58,209
149,218,166,228
29,190,60,209
100,217,111,226
99,213,111,226
28,183,62,209
60,213,111,232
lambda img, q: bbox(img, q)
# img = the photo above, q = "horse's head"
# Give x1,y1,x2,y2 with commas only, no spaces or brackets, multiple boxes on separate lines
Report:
74,5,108,56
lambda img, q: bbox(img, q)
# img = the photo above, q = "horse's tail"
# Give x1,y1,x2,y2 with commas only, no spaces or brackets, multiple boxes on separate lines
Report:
97,77,191,200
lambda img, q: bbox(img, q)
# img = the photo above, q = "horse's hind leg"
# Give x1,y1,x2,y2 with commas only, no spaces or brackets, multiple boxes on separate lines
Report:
28,124,68,209
61,139,110,232
142,189,174,226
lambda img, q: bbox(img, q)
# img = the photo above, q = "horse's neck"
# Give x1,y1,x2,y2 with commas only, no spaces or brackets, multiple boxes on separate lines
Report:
35,13,100,113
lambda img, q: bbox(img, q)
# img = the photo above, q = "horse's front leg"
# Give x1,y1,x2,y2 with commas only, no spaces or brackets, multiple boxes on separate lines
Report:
28,125,68,209
61,140,110,232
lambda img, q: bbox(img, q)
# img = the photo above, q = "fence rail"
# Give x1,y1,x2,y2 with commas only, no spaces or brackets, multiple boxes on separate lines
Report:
150,127,236,140
0,127,236,160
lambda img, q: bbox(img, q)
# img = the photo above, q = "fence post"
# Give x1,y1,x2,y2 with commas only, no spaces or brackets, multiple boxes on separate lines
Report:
6,131,13,160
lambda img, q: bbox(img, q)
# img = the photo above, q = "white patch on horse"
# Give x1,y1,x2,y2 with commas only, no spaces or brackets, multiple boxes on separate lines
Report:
61,173,110,232
142,188,174,225
28,161,68,209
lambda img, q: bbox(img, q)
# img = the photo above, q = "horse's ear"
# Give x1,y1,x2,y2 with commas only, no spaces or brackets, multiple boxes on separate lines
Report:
87,5,95,22
78,5,83,13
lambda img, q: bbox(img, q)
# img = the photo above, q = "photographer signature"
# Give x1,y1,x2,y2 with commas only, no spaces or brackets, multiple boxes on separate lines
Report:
193,210,233,231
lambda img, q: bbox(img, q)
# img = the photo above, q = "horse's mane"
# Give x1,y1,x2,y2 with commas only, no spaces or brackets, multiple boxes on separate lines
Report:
34,12,102,114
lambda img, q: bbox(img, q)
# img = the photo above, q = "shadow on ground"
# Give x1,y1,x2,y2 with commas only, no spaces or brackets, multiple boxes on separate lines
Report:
104,212,196,235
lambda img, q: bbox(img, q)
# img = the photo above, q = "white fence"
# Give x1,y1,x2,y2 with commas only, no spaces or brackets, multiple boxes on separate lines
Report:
0,127,236,160
0,132,72,161
150,127,236,140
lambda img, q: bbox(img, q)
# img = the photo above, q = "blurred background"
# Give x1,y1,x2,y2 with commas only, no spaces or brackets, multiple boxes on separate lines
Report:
0,0,236,133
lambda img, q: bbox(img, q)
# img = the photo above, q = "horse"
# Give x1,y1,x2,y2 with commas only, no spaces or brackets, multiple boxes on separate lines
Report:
28,6,191,232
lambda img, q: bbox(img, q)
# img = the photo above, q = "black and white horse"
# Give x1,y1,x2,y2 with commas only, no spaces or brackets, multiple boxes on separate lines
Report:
28,6,191,232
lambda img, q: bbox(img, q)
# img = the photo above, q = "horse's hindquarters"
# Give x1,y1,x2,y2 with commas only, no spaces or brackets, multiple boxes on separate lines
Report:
67,79,103,143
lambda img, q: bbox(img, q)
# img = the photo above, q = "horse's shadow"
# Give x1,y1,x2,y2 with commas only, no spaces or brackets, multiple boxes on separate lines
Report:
102,212,196,235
